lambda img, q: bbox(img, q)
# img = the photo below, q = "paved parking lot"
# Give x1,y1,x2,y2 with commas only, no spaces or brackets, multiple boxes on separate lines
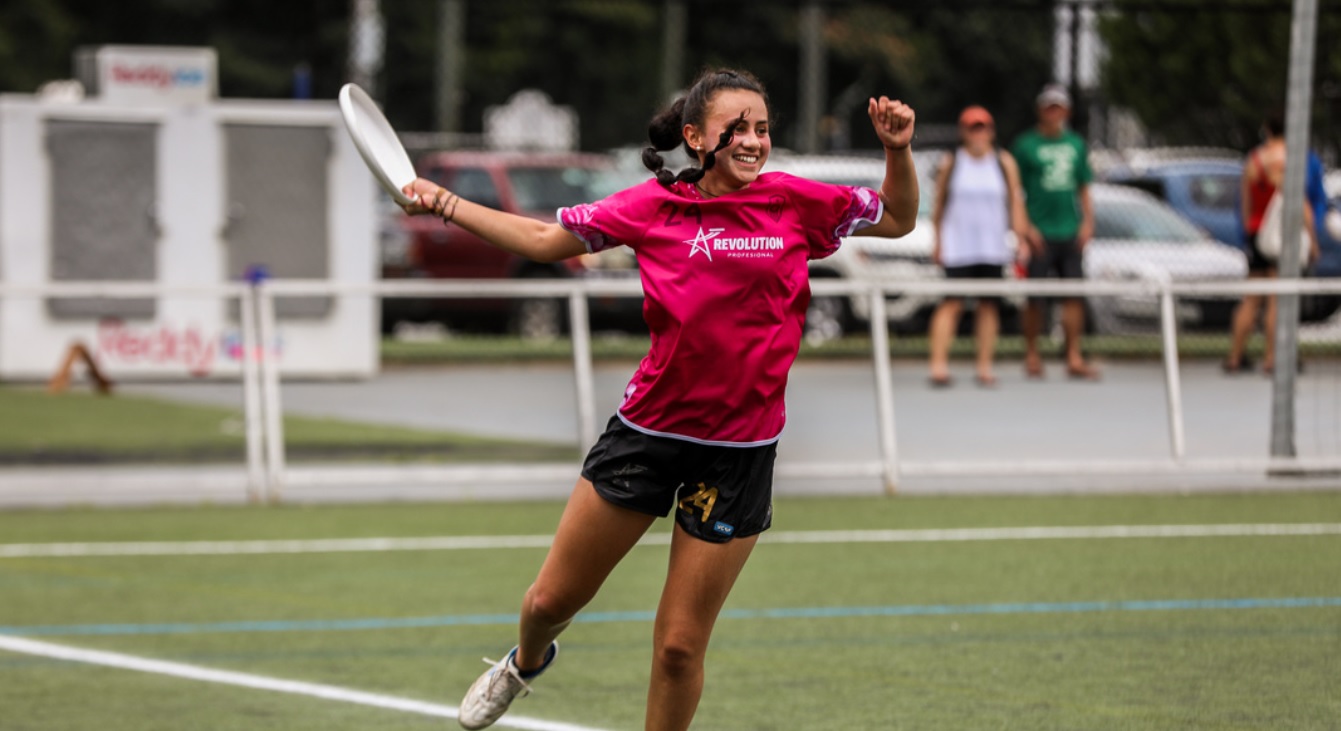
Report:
107,356,1341,496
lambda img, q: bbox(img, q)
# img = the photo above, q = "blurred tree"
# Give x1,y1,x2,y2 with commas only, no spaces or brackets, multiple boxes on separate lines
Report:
207,0,349,99
382,0,663,150
821,3,1054,150
0,0,1054,155
0,1,79,92
1099,0,1341,152
0,0,348,100
380,1,1054,153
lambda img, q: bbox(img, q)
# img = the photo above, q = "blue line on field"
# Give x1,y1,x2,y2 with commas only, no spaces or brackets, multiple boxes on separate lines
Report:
3,597,1338,638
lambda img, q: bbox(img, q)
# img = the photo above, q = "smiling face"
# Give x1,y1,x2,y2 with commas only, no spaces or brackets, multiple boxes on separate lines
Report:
685,88,771,193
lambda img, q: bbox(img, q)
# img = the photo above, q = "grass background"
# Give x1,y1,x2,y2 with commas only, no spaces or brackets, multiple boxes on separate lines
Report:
1,493,1338,730
380,332,1335,365
0,386,576,465
3,329,1330,465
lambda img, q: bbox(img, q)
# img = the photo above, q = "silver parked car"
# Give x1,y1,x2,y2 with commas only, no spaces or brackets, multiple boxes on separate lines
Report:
765,151,943,340
1084,183,1248,334
769,153,1247,338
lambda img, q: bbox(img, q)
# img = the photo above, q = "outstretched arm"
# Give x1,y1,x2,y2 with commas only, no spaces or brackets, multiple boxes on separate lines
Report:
854,96,919,239
400,179,589,263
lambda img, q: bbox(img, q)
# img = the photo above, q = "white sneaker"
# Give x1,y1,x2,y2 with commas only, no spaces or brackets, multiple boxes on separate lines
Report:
458,643,558,730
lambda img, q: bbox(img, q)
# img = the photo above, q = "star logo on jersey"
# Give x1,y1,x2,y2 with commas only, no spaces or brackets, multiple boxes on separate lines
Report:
683,227,726,261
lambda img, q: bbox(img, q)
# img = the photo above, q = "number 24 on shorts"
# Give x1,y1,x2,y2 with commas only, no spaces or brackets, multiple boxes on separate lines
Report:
678,483,718,522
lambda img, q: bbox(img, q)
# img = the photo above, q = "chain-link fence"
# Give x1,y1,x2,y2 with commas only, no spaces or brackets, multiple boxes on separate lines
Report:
7,0,1341,488
356,0,1341,472
358,0,1341,360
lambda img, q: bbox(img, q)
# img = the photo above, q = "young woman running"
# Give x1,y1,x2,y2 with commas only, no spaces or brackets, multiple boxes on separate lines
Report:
400,68,918,731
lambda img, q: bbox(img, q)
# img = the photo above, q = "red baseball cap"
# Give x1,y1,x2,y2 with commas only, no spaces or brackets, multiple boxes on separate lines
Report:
958,106,994,127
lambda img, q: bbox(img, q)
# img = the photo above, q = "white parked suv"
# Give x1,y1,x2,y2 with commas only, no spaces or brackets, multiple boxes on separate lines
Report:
1083,183,1249,334
767,150,947,341
771,152,1256,340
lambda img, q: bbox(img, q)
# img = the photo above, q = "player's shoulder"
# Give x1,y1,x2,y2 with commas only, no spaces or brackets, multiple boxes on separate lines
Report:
752,170,848,197
750,170,798,190
608,177,675,202
581,177,682,215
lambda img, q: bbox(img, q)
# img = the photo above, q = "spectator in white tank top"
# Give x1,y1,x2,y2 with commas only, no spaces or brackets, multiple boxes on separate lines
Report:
927,106,1028,388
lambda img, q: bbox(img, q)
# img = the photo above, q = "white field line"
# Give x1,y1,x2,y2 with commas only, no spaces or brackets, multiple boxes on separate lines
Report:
1,523,1339,559
0,635,611,731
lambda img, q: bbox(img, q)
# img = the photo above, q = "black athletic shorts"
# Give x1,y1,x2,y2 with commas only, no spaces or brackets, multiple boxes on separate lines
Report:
943,263,1005,305
1245,231,1277,274
580,415,776,543
1026,238,1084,302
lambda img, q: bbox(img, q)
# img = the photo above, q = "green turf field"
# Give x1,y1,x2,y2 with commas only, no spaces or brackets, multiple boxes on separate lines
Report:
1,492,1338,730
380,332,1320,365
0,386,575,464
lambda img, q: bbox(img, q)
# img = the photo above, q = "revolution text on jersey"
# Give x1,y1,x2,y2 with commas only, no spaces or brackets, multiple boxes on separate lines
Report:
559,172,882,445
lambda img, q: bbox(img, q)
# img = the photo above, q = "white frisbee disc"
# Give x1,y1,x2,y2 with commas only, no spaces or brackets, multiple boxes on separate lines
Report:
339,83,417,206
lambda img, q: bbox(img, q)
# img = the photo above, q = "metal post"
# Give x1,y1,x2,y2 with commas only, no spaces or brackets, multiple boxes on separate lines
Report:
348,0,385,96
239,287,267,501
1053,1,1072,86
256,283,286,500
435,0,465,133
1271,0,1319,458
1158,287,1187,460
868,288,899,495
660,0,687,103
568,291,598,450
1069,0,1081,107
797,0,826,154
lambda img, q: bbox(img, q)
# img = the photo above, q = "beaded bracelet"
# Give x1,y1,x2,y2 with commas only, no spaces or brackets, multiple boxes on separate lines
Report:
431,189,460,222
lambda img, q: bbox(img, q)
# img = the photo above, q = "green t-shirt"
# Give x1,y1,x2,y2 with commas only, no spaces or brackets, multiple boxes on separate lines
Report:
1010,128,1091,241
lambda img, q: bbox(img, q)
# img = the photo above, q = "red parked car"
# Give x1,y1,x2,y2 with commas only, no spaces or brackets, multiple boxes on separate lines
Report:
380,151,641,337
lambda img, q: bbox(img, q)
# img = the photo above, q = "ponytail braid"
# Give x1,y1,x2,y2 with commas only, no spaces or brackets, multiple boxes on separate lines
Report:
642,68,771,189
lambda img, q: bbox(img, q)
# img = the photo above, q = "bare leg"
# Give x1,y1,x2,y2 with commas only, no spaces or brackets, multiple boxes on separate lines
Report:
1061,297,1088,369
1263,294,1279,372
514,478,656,670
1022,300,1045,376
974,299,999,384
1228,293,1263,369
644,528,759,731
928,298,962,382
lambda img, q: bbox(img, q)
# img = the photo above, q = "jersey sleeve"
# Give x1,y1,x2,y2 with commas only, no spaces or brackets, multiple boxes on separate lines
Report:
781,174,885,260
557,181,659,253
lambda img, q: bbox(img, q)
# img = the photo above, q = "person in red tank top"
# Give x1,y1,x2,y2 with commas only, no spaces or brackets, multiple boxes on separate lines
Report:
1242,149,1277,236
1225,111,1319,374
396,68,921,731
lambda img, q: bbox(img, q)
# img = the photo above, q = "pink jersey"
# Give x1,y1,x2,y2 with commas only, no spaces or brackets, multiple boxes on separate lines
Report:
559,172,883,445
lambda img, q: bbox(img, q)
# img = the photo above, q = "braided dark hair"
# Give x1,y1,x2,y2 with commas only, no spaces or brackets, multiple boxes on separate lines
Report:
642,68,770,187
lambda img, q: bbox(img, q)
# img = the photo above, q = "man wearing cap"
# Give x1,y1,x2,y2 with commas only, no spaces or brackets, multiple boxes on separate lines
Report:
1011,83,1099,380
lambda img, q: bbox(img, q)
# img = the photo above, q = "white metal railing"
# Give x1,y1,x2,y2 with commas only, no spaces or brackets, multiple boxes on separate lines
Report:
257,276,1341,500
0,282,266,501
6,276,1341,503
